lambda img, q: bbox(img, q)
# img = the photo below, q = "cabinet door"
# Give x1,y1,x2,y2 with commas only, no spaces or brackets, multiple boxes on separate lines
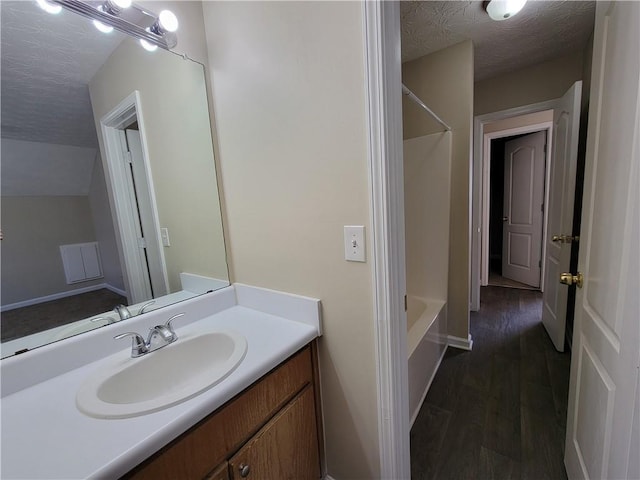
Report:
229,385,320,480
204,462,230,480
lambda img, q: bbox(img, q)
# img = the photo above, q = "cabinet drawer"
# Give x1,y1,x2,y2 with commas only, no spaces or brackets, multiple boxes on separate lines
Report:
125,346,313,480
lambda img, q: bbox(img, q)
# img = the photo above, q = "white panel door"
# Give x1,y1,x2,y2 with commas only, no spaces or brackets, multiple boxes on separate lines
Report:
541,81,582,352
501,131,546,287
565,2,640,479
125,129,168,298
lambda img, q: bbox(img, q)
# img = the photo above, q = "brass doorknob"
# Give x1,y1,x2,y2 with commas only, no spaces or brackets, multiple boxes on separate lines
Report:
560,272,584,288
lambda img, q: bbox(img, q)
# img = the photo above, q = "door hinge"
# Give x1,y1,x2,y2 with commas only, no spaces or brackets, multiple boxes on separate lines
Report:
539,259,542,268
544,144,547,154
123,151,133,164
404,295,407,312
137,237,147,249
541,203,544,212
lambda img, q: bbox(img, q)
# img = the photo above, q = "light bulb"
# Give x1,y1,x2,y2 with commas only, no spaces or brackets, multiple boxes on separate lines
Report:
93,6,114,33
93,19,113,33
111,0,131,8
103,0,131,15
36,0,62,14
158,10,178,33
139,38,158,52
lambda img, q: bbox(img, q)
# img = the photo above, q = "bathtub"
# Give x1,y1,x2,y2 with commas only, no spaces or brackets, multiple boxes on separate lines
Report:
407,296,447,426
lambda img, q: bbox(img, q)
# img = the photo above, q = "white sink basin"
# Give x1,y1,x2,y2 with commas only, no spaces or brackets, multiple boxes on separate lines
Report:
76,330,247,419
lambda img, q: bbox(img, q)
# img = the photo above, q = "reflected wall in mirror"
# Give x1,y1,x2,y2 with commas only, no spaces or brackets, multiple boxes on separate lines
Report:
0,1,228,358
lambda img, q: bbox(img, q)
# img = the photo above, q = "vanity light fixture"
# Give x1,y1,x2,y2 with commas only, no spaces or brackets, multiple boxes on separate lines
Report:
93,6,114,34
151,10,179,35
40,0,179,50
139,10,177,51
101,0,132,15
92,0,132,33
139,38,158,52
36,0,62,15
484,0,527,21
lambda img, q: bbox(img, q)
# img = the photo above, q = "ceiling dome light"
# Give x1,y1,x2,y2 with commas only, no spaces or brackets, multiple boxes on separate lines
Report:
485,0,527,21
36,0,62,14
139,38,158,52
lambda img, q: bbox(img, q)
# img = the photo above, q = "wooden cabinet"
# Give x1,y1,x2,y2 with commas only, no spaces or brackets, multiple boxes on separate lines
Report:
228,385,319,480
124,344,321,480
203,462,230,480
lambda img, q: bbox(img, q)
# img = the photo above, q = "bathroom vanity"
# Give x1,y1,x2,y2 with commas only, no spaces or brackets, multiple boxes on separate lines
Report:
125,344,321,480
0,285,323,479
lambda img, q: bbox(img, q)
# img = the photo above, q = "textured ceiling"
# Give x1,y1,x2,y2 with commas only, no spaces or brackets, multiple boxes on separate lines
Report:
401,0,596,81
1,1,125,148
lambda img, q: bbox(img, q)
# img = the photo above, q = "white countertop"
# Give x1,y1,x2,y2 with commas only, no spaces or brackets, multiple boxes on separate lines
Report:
0,284,321,479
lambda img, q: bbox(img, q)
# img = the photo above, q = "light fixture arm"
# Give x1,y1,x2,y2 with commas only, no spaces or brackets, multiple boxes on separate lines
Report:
51,0,177,50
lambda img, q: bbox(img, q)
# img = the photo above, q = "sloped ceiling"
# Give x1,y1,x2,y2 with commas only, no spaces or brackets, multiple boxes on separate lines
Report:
401,1,596,81
1,1,125,148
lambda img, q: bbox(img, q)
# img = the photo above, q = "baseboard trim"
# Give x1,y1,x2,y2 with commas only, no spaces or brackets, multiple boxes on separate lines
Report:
410,344,448,427
1,283,124,312
447,334,474,351
102,283,127,298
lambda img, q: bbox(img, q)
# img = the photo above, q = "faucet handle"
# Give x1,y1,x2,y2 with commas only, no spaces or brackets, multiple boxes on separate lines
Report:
138,300,156,315
114,332,148,357
165,313,186,334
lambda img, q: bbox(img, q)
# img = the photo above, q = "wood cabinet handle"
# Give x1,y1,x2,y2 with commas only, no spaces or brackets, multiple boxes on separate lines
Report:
239,464,250,477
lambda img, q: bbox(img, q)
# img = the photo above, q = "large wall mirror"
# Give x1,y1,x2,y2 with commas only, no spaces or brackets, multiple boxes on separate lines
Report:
0,1,229,358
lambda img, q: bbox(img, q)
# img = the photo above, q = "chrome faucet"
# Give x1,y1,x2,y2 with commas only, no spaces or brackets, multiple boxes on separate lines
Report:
113,304,132,321
114,313,186,358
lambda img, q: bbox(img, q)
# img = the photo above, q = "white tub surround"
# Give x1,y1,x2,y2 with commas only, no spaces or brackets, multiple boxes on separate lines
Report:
406,297,447,425
0,284,322,480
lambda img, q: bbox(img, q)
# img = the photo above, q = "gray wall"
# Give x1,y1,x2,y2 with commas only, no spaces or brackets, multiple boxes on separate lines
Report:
1,195,102,305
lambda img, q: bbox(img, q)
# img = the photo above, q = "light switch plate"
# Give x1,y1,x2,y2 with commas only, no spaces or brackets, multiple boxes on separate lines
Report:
344,225,365,262
161,227,171,247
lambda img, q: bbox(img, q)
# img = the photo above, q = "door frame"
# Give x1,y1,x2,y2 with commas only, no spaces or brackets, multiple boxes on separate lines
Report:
363,1,410,478
471,99,559,310
483,123,552,289
99,91,169,305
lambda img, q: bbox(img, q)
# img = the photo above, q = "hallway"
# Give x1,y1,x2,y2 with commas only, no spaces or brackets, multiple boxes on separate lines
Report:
410,286,571,479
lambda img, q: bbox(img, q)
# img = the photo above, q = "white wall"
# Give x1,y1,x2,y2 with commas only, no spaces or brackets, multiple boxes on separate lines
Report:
89,34,228,291
1,196,102,305
1,139,95,196
202,2,381,478
474,51,583,115
0,139,110,305
404,132,452,301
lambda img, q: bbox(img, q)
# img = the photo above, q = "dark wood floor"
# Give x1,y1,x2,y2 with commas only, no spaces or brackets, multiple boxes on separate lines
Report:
1,288,127,341
410,286,571,480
